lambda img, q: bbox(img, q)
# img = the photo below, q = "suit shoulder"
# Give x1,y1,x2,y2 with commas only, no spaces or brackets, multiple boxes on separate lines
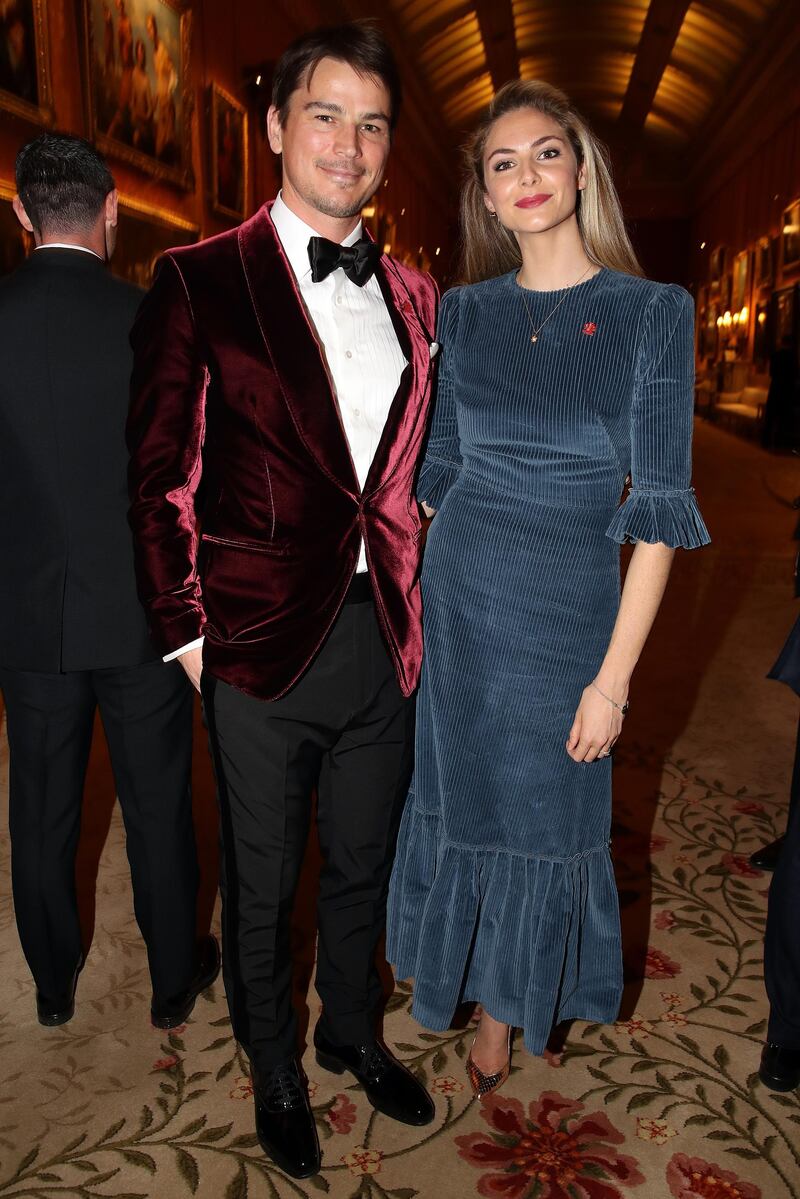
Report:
105,272,145,312
164,225,241,281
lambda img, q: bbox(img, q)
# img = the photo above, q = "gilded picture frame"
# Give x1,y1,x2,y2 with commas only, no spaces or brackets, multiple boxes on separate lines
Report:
209,82,248,221
0,0,53,124
83,0,193,189
731,249,750,312
754,235,772,289
114,192,198,287
783,199,800,274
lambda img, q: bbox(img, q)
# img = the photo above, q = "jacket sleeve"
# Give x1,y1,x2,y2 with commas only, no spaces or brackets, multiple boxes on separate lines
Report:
606,284,710,549
127,253,208,653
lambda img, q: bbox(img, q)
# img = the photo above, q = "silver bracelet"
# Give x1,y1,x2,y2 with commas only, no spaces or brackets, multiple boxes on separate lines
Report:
590,681,629,716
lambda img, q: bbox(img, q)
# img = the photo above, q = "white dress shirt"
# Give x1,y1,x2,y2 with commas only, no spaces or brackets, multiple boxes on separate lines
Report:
165,193,406,661
271,192,407,549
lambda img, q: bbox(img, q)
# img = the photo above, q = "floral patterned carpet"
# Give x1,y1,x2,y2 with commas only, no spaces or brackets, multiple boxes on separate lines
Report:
0,422,798,1199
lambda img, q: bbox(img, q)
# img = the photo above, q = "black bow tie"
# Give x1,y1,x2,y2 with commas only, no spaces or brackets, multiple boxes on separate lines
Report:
307,236,381,287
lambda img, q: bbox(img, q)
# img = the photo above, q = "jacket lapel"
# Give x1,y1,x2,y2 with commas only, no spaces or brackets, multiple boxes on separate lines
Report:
237,205,359,495
363,255,433,497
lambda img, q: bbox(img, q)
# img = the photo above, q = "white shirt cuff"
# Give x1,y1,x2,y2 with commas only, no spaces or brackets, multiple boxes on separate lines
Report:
164,636,204,662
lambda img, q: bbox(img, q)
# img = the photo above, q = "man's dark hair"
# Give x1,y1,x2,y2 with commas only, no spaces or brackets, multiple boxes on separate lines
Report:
272,20,402,133
15,133,115,237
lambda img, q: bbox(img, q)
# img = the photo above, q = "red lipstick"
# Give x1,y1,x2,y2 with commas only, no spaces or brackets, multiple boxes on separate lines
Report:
515,194,552,209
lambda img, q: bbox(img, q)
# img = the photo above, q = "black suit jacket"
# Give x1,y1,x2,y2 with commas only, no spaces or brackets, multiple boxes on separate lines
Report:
0,248,157,671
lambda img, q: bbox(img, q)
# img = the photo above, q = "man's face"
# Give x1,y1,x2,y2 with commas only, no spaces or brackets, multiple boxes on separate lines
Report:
267,56,392,233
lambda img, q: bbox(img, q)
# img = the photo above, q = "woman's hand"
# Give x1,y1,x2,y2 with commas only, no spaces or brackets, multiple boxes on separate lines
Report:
566,683,625,762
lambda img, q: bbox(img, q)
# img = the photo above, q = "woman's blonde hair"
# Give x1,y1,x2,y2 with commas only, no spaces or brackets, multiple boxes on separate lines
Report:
459,79,643,283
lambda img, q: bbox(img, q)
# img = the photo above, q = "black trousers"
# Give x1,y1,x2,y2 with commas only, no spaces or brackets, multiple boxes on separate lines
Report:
765,714,800,1047
202,592,415,1073
0,659,198,1000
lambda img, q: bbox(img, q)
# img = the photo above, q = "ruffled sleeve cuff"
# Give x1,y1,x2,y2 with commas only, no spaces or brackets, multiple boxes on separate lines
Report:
417,455,461,508
605,487,710,549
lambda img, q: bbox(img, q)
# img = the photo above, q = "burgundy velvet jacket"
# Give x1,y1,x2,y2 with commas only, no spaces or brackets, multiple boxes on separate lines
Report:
127,203,438,700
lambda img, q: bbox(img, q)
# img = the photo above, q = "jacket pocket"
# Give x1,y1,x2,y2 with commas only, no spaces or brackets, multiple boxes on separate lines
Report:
200,533,289,557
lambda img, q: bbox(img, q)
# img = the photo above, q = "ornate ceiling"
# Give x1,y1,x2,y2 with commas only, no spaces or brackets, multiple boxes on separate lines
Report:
386,0,785,152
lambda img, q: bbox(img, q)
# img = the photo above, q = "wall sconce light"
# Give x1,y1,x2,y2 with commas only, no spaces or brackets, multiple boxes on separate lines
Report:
700,241,706,249
716,316,723,327
732,312,740,325
362,205,376,218
400,207,406,216
435,247,441,256
383,242,392,254
723,311,732,327
758,311,767,325
739,306,749,325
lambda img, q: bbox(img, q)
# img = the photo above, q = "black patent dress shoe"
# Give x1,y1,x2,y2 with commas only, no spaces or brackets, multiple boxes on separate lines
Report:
151,935,220,1029
314,1029,435,1126
759,1042,800,1092
749,836,785,872
254,1059,320,1179
36,954,84,1026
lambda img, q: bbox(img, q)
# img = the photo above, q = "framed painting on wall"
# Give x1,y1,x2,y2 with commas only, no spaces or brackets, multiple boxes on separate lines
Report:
0,181,33,277
771,285,796,352
732,249,750,312
709,245,727,287
209,83,248,220
754,236,772,288
0,0,53,123
113,193,198,287
83,0,193,188
783,199,800,273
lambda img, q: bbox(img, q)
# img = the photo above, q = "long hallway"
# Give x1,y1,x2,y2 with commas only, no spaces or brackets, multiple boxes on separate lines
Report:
0,420,798,1199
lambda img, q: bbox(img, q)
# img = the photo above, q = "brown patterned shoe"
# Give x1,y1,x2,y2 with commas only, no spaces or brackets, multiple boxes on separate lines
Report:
466,1027,512,1097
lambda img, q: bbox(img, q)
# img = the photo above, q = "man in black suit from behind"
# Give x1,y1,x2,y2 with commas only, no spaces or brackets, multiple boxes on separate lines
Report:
0,132,218,1028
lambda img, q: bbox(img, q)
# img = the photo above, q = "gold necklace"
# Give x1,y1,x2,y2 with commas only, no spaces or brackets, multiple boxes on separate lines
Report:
518,264,593,343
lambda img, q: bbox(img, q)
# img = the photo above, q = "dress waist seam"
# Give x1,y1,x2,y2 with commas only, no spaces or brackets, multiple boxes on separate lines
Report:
455,470,622,509
428,830,611,864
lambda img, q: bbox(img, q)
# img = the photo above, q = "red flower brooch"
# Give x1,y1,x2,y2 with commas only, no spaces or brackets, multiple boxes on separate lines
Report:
582,322,597,336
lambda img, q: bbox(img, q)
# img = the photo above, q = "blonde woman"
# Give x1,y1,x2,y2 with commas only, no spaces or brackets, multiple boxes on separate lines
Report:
387,81,709,1094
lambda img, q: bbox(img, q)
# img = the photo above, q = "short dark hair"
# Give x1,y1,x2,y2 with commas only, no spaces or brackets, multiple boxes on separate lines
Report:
272,20,402,133
15,132,115,237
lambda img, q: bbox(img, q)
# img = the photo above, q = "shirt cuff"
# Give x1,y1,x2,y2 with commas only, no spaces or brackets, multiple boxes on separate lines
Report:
164,636,204,663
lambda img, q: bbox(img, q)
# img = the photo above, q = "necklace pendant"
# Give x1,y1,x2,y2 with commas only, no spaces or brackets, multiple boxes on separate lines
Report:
530,333,538,343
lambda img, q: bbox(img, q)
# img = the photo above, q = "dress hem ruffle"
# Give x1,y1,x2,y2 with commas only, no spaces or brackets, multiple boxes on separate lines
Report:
387,805,623,1056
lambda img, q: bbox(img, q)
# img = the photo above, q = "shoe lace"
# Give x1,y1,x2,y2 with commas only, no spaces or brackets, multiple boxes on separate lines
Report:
264,1064,305,1110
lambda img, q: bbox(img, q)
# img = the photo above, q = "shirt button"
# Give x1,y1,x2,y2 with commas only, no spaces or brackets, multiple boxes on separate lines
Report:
336,295,343,305
353,408,361,417
345,350,353,359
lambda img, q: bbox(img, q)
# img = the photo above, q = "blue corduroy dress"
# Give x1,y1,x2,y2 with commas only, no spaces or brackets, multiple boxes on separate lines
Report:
386,268,710,1054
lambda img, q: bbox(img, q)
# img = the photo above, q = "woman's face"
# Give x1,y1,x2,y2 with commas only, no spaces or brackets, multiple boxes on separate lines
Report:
482,107,586,242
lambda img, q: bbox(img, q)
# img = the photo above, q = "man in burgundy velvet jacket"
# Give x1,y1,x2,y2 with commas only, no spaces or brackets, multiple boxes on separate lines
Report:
127,23,438,1180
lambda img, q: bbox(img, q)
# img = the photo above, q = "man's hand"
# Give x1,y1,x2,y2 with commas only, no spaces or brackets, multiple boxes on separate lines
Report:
177,646,203,692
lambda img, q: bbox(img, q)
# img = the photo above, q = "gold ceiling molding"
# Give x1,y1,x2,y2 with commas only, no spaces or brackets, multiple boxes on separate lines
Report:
418,11,487,93
389,0,471,39
443,71,494,128
389,0,787,160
